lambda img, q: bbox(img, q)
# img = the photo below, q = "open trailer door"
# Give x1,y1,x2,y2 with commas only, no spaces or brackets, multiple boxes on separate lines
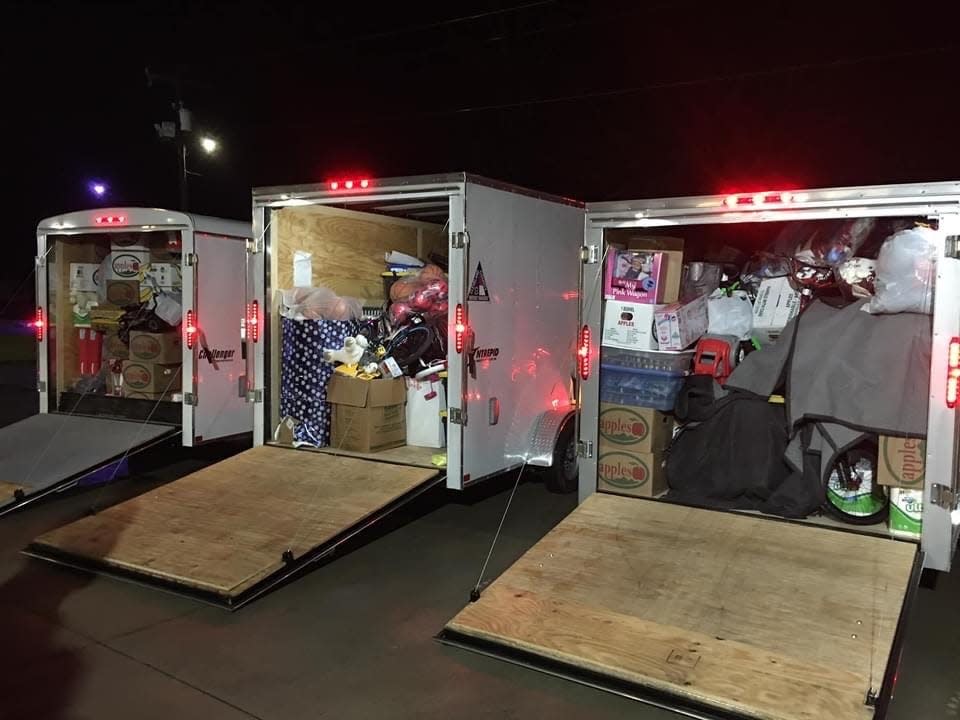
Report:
27,445,441,608
0,414,177,516
441,494,920,720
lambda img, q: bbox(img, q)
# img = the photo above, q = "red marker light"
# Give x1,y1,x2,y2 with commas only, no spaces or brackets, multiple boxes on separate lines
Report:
454,304,466,353
247,301,260,343
948,337,960,408
578,325,591,380
95,214,127,225
329,181,340,190
345,180,354,189
185,310,197,349
360,179,369,188
34,307,44,342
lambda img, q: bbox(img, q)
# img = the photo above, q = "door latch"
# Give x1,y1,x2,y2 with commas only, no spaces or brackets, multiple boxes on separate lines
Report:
577,440,594,458
449,408,465,425
580,245,600,264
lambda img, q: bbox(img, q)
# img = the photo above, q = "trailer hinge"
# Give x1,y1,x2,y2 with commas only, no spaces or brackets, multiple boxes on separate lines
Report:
580,245,600,264
246,237,264,254
449,407,465,425
184,253,198,267
931,483,958,510
246,389,263,403
35,255,46,269
37,380,47,393
946,235,960,260
452,231,469,250
182,392,197,406
577,440,594,458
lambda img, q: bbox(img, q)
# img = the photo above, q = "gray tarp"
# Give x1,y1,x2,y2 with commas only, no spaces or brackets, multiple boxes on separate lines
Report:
727,299,931,480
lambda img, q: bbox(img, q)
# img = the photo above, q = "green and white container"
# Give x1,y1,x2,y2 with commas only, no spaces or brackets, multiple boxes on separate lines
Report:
889,488,923,540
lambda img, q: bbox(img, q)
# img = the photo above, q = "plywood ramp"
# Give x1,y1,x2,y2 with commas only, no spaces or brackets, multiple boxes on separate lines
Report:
31,446,440,604
445,494,917,720
303,443,440,469
0,481,22,499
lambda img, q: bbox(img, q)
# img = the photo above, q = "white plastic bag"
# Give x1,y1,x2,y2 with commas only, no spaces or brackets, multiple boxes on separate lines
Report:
707,289,754,340
868,227,938,315
279,287,363,321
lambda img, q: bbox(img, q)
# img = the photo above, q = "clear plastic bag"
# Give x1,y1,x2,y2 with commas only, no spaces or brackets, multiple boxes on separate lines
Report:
867,227,938,315
279,287,363,321
706,289,754,340
773,218,875,268
680,262,722,302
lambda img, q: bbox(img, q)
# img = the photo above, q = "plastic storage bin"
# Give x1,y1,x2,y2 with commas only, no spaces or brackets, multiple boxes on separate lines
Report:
601,346,694,373
600,364,686,411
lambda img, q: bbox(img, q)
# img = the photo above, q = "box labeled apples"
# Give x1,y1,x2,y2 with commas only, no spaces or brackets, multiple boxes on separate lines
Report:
598,403,672,454
602,300,661,351
597,449,667,498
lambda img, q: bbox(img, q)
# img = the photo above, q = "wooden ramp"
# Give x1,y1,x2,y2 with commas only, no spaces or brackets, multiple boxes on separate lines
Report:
28,446,441,608
443,494,920,720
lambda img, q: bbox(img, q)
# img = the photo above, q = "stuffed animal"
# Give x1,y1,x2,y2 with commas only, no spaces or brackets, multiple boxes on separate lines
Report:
323,334,369,366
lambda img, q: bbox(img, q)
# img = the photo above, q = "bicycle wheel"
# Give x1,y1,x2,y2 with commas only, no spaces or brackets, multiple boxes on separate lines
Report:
822,438,889,525
385,325,435,373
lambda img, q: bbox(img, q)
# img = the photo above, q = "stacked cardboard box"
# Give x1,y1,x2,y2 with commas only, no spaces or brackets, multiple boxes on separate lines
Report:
327,375,407,453
597,404,673,497
878,436,925,540
121,331,183,400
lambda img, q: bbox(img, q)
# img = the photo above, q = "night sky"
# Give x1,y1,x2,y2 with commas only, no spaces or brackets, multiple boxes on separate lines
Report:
5,0,960,317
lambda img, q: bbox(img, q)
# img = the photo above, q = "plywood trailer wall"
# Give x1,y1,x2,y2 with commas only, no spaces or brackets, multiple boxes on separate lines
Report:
274,205,448,303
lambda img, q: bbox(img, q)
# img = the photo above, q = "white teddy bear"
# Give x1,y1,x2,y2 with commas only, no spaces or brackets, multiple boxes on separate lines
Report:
323,335,369,366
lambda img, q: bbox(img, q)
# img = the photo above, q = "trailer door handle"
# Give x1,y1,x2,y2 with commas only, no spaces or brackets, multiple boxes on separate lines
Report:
489,397,500,425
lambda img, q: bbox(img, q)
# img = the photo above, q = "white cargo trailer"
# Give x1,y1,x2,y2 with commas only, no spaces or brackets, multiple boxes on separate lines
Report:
2,208,252,516
28,175,586,608
445,182,960,720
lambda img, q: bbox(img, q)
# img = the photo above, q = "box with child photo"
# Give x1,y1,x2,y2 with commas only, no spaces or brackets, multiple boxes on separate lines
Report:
604,249,667,303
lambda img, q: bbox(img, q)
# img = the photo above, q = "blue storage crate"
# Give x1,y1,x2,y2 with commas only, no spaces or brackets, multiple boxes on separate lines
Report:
600,363,686,412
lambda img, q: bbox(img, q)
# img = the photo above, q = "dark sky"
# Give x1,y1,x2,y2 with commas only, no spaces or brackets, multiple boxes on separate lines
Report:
4,0,959,316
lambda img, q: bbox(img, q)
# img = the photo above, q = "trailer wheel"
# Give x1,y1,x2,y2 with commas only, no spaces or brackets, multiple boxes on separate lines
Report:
544,420,578,494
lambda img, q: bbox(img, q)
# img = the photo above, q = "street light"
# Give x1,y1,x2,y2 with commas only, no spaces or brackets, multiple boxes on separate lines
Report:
199,136,218,154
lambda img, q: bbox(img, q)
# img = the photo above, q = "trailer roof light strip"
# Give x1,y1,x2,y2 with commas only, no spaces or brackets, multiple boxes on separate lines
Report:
328,178,371,191
722,191,809,208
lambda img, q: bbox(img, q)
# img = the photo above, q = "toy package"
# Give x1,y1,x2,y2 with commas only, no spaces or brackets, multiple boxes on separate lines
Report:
604,249,667,303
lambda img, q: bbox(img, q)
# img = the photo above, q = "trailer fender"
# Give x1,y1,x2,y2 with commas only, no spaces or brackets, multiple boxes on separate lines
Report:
524,408,577,468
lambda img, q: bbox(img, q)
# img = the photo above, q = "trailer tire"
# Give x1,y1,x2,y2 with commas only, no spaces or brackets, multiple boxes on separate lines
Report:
544,420,578,494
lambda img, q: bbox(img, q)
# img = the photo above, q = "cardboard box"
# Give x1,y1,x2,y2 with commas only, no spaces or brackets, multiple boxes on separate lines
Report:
107,244,151,281
889,488,923,540
144,262,182,290
327,375,407,453
878,436,926,489
104,330,129,360
604,250,667,303
598,403,673,454
654,294,709,350
752,277,801,345
602,300,661,351
129,331,182,363
69,263,101,293
623,236,683,304
597,448,667,498
121,361,182,394
106,279,142,307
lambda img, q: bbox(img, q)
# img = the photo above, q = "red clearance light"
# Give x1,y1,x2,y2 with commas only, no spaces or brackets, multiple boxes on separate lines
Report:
329,178,372,191
329,181,340,190
948,337,960,408
95,214,127,225
247,301,260,343
185,310,197,349
454,304,466,353
578,325,591,380
360,179,369,188
34,307,44,342
723,191,802,208
344,180,354,189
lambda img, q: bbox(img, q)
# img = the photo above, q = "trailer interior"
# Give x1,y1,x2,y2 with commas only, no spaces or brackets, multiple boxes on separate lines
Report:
0,229,184,516
28,194,456,606
445,200,959,720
